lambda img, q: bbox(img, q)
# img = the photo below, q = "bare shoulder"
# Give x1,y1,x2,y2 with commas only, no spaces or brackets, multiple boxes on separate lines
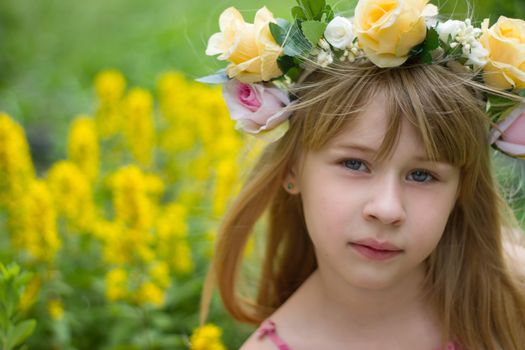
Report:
239,330,277,350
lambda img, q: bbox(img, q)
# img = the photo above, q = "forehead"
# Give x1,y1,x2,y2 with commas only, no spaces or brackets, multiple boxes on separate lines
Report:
323,94,424,156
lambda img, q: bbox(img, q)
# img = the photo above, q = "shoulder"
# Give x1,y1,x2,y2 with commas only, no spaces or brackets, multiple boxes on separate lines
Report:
239,329,278,350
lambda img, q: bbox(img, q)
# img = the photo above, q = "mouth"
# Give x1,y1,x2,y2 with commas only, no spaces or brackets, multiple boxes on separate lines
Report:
348,239,403,261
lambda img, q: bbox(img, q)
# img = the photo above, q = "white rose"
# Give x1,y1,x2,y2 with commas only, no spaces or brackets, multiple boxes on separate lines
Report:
436,20,465,44
324,16,355,49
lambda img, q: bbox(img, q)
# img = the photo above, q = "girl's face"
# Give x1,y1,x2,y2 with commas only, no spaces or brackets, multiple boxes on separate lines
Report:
289,94,460,290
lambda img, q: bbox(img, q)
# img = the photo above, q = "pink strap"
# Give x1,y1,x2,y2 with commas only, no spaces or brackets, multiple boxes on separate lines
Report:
257,320,291,350
444,342,456,350
257,319,456,350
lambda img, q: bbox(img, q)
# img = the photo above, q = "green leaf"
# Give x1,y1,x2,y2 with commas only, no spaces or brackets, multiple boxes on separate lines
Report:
308,0,326,20
282,20,312,57
296,0,326,20
292,6,306,20
323,5,335,22
195,70,229,85
408,28,440,65
409,44,424,58
424,28,439,51
276,55,296,74
270,22,286,46
420,51,433,64
286,67,303,82
518,89,525,98
7,319,36,349
301,21,327,46
487,94,517,109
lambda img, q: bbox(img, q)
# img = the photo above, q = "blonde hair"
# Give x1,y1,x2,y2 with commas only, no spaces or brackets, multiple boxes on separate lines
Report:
201,62,525,349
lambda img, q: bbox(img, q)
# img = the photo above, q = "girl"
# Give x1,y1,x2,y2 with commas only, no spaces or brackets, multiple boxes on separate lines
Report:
200,1,525,349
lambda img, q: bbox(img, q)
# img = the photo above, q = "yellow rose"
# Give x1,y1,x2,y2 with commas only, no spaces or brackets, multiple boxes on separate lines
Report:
354,0,435,67
480,16,525,90
206,7,282,83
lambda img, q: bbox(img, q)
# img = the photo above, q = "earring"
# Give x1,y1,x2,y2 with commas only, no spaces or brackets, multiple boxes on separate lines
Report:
287,183,294,191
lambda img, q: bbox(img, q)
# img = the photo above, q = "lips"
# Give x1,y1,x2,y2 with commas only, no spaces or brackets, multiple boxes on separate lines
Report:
350,238,402,252
348,238,403,261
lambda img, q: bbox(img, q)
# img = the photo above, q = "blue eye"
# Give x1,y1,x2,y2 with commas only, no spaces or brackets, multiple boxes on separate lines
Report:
343,159,368,172
408,170,434,183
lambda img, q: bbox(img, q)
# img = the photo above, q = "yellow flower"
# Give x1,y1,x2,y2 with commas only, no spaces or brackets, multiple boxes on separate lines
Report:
354,0,433,67
206,7,282,83
157,71,189,123
10,180,61,263
135,281,165,307
108,165,163,231
47,161,96,231
94,70,126,103
47,299,64,320
156,203,193,274
149,261,171,289
172,242,193,275
123,88,155,166
67,116,99,182
212,159,240,217
94,70,126,138
0,113,35,206
480,16,525,90
190,324,226,350
105,267,128,301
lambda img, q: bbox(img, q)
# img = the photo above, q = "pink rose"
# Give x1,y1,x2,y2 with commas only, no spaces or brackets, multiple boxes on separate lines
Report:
222,79,292,140
490,103,525,158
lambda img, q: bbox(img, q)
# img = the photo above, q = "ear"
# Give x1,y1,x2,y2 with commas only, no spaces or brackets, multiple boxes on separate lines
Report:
282,166,300,195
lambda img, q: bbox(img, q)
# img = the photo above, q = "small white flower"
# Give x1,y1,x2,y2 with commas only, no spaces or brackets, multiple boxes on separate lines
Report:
436,20,466,44
465,41,488,68
437,18,487,69
317,50,333,67
318,38,331,51
324,16,355,50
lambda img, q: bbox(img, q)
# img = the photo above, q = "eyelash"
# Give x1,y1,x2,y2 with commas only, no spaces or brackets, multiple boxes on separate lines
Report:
339,159,438,183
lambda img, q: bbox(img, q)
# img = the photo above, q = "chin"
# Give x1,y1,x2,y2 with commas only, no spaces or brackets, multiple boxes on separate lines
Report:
342,270,399,290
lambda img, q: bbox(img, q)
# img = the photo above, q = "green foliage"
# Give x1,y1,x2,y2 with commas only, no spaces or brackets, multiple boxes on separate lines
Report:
486,94,521,122
409,28,440,64
275,20,313,57
269,19,291,46
293,0,325,20
301,20,327,46
0,263,36,350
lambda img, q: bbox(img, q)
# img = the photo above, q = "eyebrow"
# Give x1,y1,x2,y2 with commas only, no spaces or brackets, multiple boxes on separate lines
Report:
331,143,435,162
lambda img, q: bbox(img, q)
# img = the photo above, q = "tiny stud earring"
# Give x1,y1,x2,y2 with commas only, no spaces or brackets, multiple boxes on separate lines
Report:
287,183,294,191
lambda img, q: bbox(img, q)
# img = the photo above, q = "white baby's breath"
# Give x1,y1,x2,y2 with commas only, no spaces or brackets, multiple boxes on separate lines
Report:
437,19,487,69
317,50,333,67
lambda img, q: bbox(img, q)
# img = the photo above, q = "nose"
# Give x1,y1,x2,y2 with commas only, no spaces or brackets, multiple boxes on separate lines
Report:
362,175,406,226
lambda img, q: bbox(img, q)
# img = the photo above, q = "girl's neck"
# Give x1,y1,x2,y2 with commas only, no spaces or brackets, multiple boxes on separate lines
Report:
286,267,441,341
310,266,430,326
270,267,443,348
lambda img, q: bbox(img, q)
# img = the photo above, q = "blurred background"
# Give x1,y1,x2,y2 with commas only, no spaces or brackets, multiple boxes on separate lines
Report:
0,0,524,349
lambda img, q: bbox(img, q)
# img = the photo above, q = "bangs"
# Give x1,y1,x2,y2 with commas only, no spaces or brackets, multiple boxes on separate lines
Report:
288,62,489,169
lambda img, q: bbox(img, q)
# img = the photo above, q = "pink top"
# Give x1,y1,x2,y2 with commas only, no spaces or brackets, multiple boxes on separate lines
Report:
257,319,457,350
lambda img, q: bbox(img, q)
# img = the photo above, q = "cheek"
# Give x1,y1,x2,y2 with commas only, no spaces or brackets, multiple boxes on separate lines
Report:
407,191,457,252
300,177,360,245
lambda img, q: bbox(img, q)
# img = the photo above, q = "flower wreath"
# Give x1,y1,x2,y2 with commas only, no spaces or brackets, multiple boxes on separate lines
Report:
199,0,525,158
